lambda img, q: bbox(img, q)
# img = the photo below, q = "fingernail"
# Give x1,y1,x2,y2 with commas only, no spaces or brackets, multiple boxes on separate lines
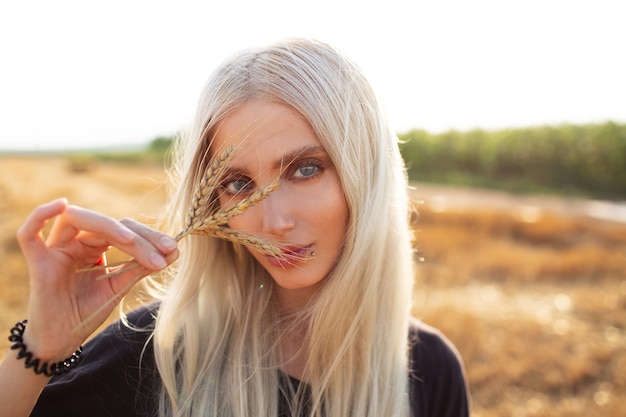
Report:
149,252,167,269
160,236,177,250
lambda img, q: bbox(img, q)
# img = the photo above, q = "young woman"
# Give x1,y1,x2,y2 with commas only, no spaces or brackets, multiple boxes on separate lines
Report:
1,38,469,417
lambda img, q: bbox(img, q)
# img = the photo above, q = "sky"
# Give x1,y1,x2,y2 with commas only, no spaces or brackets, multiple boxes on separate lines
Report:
0,0,624,151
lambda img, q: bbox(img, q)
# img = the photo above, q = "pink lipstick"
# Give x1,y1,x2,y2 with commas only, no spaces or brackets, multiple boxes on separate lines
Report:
265,245,313,267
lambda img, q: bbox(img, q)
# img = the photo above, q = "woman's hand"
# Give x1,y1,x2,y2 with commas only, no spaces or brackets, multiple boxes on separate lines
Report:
15,198,179,362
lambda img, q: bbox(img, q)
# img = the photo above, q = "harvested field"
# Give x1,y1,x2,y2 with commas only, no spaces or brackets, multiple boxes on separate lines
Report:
1,155,624,416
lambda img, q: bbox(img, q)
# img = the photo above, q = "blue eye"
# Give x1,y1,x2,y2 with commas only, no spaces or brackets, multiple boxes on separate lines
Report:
221,178,253,195
294,161,321,179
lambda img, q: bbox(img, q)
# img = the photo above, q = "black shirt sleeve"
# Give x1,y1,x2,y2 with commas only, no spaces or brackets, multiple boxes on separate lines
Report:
30,304,160,417
408,319,471,417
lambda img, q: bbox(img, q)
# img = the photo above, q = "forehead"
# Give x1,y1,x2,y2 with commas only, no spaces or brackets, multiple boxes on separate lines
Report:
211,100,324,167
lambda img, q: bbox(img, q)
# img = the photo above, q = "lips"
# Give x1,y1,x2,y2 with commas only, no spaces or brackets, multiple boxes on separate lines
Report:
265,244,312,267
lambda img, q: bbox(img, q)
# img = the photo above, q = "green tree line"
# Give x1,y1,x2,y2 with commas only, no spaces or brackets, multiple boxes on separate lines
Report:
398,121,626,199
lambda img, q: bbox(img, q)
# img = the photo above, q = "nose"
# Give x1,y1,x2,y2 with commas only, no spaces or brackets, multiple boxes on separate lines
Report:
260,187,295,237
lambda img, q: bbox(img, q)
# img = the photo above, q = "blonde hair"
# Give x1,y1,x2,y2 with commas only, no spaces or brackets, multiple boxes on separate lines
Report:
147,38,415,417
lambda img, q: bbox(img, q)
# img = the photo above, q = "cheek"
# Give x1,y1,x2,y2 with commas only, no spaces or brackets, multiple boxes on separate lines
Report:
316,187,349,235
219,193,259,232
226,215,250,231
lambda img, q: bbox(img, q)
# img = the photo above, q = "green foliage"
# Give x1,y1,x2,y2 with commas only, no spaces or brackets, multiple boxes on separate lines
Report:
148,136,174,154
71,136,175,167
398,121,626,199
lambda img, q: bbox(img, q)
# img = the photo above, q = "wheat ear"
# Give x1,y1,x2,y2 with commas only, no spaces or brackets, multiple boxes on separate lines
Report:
176,177,280,241
184,146,234,229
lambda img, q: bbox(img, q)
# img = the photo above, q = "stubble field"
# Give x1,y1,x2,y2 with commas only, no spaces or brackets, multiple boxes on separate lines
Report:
1,156,625,416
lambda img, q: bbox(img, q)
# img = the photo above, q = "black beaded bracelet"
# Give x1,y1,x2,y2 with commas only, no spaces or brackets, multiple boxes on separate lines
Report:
8,320,83,377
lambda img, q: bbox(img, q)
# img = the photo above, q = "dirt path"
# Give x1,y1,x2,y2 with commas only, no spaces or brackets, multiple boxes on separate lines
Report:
411,183,626,223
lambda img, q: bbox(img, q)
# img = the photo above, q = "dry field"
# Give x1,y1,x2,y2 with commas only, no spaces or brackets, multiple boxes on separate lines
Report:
1,156,625,416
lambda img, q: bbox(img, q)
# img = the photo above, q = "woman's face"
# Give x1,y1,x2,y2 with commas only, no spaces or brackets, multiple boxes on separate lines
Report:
213,100,349,298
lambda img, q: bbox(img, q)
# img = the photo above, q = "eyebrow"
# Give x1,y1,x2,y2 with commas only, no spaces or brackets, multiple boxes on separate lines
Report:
272,144,327,170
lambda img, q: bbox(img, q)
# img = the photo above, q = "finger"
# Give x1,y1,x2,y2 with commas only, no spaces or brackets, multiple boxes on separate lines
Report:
16,198,68,262
56,206,169,270
80,245,111,268
108,247,178,294
119,217,178,254
93,239,178,282
47,205,133,247
94,252,108,267
75,230,113,249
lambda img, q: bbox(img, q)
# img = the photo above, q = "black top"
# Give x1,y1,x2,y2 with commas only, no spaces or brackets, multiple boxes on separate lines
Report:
31,304,470,417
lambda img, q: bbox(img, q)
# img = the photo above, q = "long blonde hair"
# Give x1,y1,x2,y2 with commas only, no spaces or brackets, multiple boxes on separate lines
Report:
147,38,415,417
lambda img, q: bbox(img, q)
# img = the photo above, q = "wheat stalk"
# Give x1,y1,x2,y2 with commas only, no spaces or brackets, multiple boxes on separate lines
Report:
74,146,306,331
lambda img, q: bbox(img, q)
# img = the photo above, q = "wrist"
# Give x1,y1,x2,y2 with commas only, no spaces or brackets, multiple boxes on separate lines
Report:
21,327,74,363
8,320,83,378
